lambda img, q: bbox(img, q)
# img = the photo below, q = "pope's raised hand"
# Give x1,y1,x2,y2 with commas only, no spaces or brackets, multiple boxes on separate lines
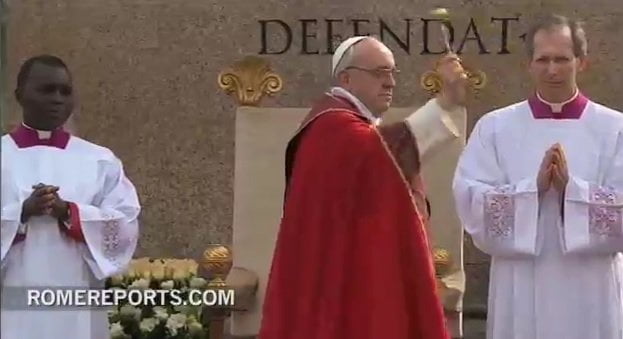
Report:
436,53,468,109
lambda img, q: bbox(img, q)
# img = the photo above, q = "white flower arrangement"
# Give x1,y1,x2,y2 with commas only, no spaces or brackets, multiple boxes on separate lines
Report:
106,258,211,339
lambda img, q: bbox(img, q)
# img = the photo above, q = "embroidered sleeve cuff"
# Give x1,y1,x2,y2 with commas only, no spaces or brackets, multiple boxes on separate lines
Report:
563,176,623,253
482,177,540,256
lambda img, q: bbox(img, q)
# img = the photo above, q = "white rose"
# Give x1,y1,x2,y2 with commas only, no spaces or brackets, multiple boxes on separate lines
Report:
173,304,190,315
119,304,141,322
109,322,125,338
189,277,207,289
170,313,187,324
165,313,187,336
160,280,175,290
129,278,150,289
153,306,169,321
139,317,159,333
188,319,204,336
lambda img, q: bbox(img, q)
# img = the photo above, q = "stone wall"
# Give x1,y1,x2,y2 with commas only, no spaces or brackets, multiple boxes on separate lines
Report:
4,0,623,313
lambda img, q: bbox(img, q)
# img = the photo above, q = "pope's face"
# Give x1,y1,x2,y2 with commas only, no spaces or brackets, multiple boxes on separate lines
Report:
341,40,397,116
528,25,586,100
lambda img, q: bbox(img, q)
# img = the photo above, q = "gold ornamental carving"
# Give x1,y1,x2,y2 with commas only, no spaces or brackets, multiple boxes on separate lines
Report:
217,56,283,106
201,244,233,287
420,59,487,95
420,7,487,95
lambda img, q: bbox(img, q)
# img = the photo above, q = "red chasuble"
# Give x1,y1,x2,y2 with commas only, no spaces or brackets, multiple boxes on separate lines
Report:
259,94,449,339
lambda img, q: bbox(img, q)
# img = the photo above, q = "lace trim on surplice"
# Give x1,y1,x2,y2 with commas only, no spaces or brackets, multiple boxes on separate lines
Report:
484,185,515,239
589,185,622,237
101,213,128,268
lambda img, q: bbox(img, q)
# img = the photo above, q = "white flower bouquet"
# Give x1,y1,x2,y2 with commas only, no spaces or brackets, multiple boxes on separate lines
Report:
106,258,210,339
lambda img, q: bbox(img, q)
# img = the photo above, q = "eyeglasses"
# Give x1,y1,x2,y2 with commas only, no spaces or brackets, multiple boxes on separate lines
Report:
345,66,400,79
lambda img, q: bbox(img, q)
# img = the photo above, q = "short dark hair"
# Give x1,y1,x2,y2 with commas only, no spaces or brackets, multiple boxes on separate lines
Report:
16,55,70,91
525,14,588,58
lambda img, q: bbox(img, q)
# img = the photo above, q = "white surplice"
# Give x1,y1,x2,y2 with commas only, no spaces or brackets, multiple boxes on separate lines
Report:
453,100,623,339
1,131,140,339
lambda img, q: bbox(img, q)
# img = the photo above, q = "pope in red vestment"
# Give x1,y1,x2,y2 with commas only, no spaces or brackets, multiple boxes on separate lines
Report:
258,92,449,338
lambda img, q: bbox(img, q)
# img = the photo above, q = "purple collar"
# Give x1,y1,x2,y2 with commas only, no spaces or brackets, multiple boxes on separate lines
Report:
9,124,70,149
528,91,588,120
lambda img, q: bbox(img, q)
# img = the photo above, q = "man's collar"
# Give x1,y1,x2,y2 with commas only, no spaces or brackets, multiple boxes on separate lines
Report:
9,123,70,149
328,87,381,126
528,89,588,120
536,89,579,113
21,123,53,139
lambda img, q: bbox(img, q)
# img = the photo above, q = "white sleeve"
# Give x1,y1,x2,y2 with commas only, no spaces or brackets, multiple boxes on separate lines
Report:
452,115,540,258
562,129,623,255
404,98,466,163
1,202,21,262
1,154,24,262
76,156,141,280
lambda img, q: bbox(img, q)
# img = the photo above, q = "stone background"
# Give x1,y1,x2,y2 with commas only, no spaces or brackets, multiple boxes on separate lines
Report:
3,0,623,337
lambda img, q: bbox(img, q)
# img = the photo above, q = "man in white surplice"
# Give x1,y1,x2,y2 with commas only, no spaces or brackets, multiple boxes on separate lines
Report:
453,14,623,339
1,55,140,338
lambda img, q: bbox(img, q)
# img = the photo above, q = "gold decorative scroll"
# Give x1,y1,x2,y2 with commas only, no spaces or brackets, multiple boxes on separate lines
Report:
420,58,487,95
217,56,283,106
421,7,487,95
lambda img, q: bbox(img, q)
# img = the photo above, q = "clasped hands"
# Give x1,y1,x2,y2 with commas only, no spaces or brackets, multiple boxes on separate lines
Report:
20,183,69,223
537,143,569,197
